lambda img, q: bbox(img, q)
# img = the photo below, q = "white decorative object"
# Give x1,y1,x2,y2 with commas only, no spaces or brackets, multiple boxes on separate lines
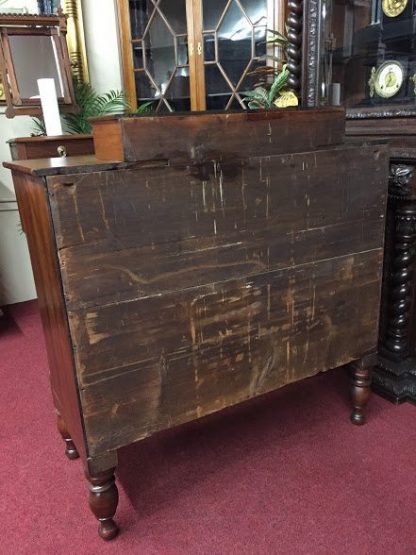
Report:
37,78,63,137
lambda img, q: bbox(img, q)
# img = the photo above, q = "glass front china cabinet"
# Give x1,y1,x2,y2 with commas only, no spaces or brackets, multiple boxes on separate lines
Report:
116,0,285,112
301,0,416,404
303,0,416,118
303,0,416,116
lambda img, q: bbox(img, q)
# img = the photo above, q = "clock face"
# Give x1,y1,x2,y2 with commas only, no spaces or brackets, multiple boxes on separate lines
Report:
374,62,404,98
382,0,408,17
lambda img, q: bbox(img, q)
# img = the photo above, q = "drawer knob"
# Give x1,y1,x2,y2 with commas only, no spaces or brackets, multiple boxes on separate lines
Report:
57,145,67,157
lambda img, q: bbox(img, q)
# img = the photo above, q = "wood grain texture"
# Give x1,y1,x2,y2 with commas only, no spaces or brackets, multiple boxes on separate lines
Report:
76,250,383,454
91,120,124,163
49,146,387,309
115,0,137,112
10,171,86,459
91,109,346,162
8,135,94,161
45,143,388,455
3,155,123,177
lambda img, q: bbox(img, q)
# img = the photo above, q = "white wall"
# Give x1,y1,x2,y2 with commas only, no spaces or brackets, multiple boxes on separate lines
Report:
0,0,123,304
82,0,123,93
0,1,39,304
0,116,38,305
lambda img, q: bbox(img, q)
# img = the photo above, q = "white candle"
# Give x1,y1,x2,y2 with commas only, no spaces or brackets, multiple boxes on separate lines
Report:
330,83,341,107
37,78,63,137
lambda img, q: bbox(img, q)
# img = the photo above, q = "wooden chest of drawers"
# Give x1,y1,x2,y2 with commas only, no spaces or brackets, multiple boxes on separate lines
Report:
8,134,94,161
4,110,389,540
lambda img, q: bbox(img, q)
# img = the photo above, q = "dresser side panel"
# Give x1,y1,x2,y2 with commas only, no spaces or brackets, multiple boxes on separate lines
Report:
11,170,87,459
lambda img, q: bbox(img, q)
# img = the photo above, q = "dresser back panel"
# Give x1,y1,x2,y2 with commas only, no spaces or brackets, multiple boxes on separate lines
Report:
46,144,388,455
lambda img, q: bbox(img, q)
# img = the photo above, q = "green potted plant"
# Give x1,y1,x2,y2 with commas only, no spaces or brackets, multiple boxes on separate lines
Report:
33,79,153,135
242,30,298,110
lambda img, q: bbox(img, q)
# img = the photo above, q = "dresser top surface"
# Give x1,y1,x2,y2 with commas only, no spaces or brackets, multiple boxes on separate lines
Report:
3,139,389,179
3,155,125,177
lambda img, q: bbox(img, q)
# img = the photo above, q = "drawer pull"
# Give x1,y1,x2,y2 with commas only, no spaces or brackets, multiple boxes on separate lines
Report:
57,145,67,157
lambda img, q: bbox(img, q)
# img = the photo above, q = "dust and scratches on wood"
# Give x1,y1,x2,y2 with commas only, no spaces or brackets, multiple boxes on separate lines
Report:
119,109,345,164
72,250,384,455
48,146,387,311
45,142,389,456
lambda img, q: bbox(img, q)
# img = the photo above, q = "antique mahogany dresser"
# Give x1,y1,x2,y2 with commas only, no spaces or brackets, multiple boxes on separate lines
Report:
4,109,389,540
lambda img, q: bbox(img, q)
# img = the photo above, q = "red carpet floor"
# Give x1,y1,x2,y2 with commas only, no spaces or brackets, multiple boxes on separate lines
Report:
1,301,415,555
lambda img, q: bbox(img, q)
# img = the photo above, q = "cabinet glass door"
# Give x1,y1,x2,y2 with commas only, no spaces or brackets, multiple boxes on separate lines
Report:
310,0,416,113
201,0,269,110
129,0,191,112
120,0,284,112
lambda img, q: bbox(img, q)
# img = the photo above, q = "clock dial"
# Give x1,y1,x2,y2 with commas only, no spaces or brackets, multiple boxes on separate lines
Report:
374,61,404,98
382,0,408,17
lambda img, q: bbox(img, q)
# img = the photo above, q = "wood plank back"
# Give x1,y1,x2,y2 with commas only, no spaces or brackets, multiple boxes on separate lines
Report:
91,109,346,163
46,142,388,455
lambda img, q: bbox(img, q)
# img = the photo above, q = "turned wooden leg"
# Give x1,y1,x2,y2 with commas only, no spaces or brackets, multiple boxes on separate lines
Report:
57,413,79,460
350,362,372,425
87,468,119,541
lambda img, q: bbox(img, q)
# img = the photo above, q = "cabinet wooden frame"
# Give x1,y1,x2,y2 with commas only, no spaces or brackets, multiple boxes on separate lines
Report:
116,0,285,112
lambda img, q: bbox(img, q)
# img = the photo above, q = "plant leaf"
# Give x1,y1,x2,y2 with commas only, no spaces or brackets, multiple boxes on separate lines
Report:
267,64,289,104
274,90,299,108
267,29,288,41
134,100,154,114
31,117,46,135
62,79,130,134
247,100,264,110
242,86,271,109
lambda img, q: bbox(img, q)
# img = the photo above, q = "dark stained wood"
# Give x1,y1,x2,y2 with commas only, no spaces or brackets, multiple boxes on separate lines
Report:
42,141,388,455
48,145,387,309
8,135,94,161
350,360,372,425
10,170,86,460
4,111,390,538
3,155,123,176
57,413,80,460
90,109,346,163
87,468,119,541
76,249,383,454
346,117,416,137
347,118,416,404
286,0,303,95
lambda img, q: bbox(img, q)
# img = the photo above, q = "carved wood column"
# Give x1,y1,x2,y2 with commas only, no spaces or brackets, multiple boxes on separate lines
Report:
286,0,303,95
374,162,416,403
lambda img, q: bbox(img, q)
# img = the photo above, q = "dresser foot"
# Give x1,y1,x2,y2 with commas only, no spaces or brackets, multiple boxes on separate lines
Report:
87,468,119,541
350,361,372,425
57,413,79,460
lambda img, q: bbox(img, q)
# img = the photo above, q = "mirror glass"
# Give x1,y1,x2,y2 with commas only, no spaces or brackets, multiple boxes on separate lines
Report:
8,35,64,99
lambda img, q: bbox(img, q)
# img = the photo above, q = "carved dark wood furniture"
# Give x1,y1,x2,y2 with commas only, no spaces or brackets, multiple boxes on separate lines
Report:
295,0,416,404
346,120,416,403
4,109,389,539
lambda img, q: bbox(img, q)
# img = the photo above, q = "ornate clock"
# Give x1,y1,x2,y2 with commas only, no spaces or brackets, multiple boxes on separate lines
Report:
369,61,406,99
382,0,409,18
381,0,416,42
